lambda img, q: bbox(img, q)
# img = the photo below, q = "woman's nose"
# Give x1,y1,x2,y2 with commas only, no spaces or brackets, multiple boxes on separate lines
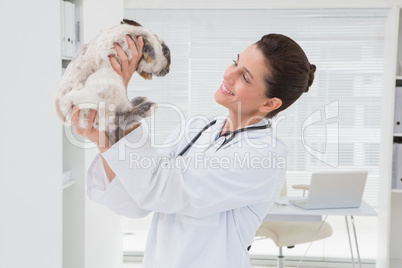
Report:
223,67,236,85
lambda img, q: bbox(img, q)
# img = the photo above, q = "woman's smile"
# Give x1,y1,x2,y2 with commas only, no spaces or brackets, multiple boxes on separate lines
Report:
220,82,235,96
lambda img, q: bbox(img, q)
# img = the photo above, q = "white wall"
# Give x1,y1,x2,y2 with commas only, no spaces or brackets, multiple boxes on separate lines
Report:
83,0,125,42
81,1,125,268
0,0,62,268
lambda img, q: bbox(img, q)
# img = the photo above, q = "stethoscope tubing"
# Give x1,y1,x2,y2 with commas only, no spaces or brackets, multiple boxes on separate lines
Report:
177,120,271,157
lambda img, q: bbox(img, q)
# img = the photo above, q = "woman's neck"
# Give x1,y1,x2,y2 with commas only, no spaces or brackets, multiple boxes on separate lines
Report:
221,112,265,134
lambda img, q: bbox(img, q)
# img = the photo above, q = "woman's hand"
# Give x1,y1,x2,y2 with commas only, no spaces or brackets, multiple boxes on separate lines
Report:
71,106,111,150
109,35,144,91
71,106,142,152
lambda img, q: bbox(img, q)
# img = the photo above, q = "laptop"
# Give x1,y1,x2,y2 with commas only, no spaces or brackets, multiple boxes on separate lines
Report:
289,171,368,210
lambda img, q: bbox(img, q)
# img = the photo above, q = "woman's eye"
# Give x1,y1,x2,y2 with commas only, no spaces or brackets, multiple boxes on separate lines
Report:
232,60,249,83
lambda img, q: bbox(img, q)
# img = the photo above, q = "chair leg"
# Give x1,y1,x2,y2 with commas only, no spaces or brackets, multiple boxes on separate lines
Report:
277,247,285,268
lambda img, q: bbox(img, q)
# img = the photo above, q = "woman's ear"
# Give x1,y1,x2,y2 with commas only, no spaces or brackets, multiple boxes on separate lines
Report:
260,97,282,114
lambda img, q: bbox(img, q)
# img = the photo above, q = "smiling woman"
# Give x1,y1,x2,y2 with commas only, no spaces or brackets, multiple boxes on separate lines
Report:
73,11,315,267
214,35,314,133
214,44,278,125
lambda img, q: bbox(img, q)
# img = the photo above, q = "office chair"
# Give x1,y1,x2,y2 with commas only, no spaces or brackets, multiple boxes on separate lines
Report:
291,184,310,197
252,181,333,268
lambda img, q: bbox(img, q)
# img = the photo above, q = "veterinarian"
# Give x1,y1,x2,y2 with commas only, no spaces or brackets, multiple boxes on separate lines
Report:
72,34,315,268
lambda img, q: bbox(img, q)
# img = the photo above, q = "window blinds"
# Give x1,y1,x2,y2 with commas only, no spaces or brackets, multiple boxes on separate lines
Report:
125,8,387,208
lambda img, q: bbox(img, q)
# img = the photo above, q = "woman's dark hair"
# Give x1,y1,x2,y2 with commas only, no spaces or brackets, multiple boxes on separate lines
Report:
255,34,316,118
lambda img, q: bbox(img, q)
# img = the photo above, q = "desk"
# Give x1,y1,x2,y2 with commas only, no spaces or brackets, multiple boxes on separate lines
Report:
263,197,377,268
264,197,377,221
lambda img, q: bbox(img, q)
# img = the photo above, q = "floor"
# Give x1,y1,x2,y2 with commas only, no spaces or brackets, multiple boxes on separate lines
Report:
121,213,378,268
123,260,376,268
123,263,272,268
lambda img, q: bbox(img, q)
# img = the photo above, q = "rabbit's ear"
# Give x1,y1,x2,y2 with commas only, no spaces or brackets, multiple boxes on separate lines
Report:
142,37,156,63
121,19,142,27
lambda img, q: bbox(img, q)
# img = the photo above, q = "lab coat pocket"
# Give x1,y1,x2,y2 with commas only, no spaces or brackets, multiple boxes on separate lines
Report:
175,213,220,227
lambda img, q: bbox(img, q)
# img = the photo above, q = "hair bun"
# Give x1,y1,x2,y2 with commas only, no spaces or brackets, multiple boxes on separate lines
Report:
310,64,316,73
305,64,316,92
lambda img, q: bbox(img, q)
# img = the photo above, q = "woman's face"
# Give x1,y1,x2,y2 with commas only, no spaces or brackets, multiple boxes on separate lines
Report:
214,44,270,121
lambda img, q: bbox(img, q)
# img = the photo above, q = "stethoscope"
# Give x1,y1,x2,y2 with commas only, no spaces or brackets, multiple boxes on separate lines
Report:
177,119,271,157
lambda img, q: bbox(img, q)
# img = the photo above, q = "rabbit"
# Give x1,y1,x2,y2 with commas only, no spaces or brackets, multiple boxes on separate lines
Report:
55,19,171,144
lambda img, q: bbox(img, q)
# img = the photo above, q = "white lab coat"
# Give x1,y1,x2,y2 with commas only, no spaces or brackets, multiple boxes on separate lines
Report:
86,115,288,268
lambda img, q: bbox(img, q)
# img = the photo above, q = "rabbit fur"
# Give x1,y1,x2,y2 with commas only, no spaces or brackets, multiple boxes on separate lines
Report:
55,19,170,144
